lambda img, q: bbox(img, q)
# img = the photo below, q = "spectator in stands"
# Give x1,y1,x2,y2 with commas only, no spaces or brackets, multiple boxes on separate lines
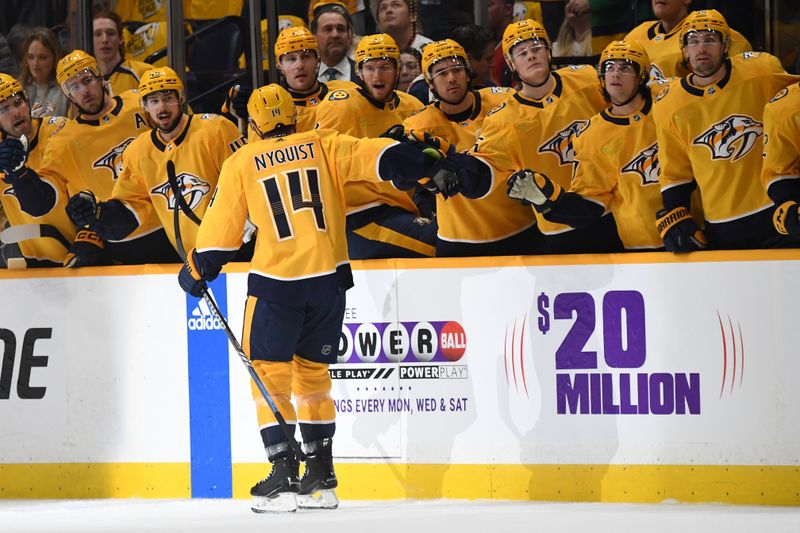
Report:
398,47,421,92
625,0,751,85
18,27,68,117
1,50,177,266
376,0,432,53
309,0,376,36
311,2,363,85
0,33,17,75
93,10,151,96
6,24,32,76
552,3,593,58
314,34,434,259
451,24,497,88
653,10,799,250
0,73,74,267
487,0,515,87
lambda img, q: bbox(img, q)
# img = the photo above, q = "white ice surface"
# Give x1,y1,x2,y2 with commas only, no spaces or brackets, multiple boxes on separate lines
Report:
2,499,800,533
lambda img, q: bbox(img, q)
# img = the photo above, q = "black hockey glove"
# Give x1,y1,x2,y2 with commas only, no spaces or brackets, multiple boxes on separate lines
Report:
507,169,561,212
178,248,208,297
0,137,28,183
63,229,109,268
772,201,800,236
67,190,100,228
655,207,708,252
380,125,453,159
226,84,253,121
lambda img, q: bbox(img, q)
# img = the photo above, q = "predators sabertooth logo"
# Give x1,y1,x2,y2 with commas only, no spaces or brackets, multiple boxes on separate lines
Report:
151,173,212,210
622,142,660,185
538,120,590,166
692,115,763,162
92,138,135,180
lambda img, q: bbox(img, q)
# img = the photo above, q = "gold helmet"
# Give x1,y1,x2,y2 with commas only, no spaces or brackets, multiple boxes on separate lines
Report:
355,33,400,68
0,73,24,102
422,39,470,84
138,67,184,102
56,49,101,89
247,84,296,137
679,10,731,53
598,40,650,88
502,19,550,66
275,26,318,60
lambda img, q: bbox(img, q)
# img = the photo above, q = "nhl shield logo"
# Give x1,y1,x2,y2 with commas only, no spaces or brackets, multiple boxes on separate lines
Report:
692,114,763,162
621,142,660,185
151,172,212,210
92,137,135,180
539,120,590,166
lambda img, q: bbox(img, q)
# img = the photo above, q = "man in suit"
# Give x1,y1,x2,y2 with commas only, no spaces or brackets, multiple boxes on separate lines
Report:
311,2,363,86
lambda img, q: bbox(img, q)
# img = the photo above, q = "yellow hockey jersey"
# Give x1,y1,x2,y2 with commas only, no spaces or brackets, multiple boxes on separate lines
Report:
111,114,245,255
653,53,800,223
470,65,607,236
625,20,751,85
106,59,152,97
195,129,405,302
35,91,159,238
570,98,663,249
403,86,518,242
314,87,424,214
1,116,77,264
762,82,800,197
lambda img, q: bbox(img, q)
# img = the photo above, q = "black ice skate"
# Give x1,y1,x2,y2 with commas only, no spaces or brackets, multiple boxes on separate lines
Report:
250,454,300,513
298,438,339,510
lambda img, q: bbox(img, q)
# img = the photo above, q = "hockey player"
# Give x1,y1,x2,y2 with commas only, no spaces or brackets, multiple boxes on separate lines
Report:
314,33,434,259
177,84,486,513
64,67,246,258
762,81,800,243
463,19,621,254
1,49,176,266
227,27,358,138
508,40,665,251
625,0,751,85
94,11,151,96
402,39,531,256
0,73,75,266
653,10,800,250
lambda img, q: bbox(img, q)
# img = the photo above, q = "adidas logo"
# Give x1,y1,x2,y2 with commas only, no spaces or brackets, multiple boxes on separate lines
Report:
187,292,224,331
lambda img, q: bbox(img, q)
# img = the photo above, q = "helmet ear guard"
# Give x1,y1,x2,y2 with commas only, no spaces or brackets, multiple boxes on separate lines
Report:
247,84,297,138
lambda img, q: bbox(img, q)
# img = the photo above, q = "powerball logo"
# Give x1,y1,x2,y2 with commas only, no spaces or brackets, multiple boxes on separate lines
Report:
187,293,224,331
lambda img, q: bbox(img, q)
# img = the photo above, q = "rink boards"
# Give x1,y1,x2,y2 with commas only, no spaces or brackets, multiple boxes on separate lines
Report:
0,250,799,505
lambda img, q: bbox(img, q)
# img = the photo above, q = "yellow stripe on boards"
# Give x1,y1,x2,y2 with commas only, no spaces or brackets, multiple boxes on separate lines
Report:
0,463,191,498
2,463,798,505
233,463,800,506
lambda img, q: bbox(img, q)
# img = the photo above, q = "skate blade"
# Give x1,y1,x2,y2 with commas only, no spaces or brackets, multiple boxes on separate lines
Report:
297,489,339,510
251,492,298,513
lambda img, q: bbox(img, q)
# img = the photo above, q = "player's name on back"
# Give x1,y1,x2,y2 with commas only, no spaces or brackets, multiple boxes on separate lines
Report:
253,141,317,171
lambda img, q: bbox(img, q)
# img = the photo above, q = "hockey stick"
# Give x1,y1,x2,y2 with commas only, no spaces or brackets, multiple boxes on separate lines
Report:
167,161,306,461
0,223,72,250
